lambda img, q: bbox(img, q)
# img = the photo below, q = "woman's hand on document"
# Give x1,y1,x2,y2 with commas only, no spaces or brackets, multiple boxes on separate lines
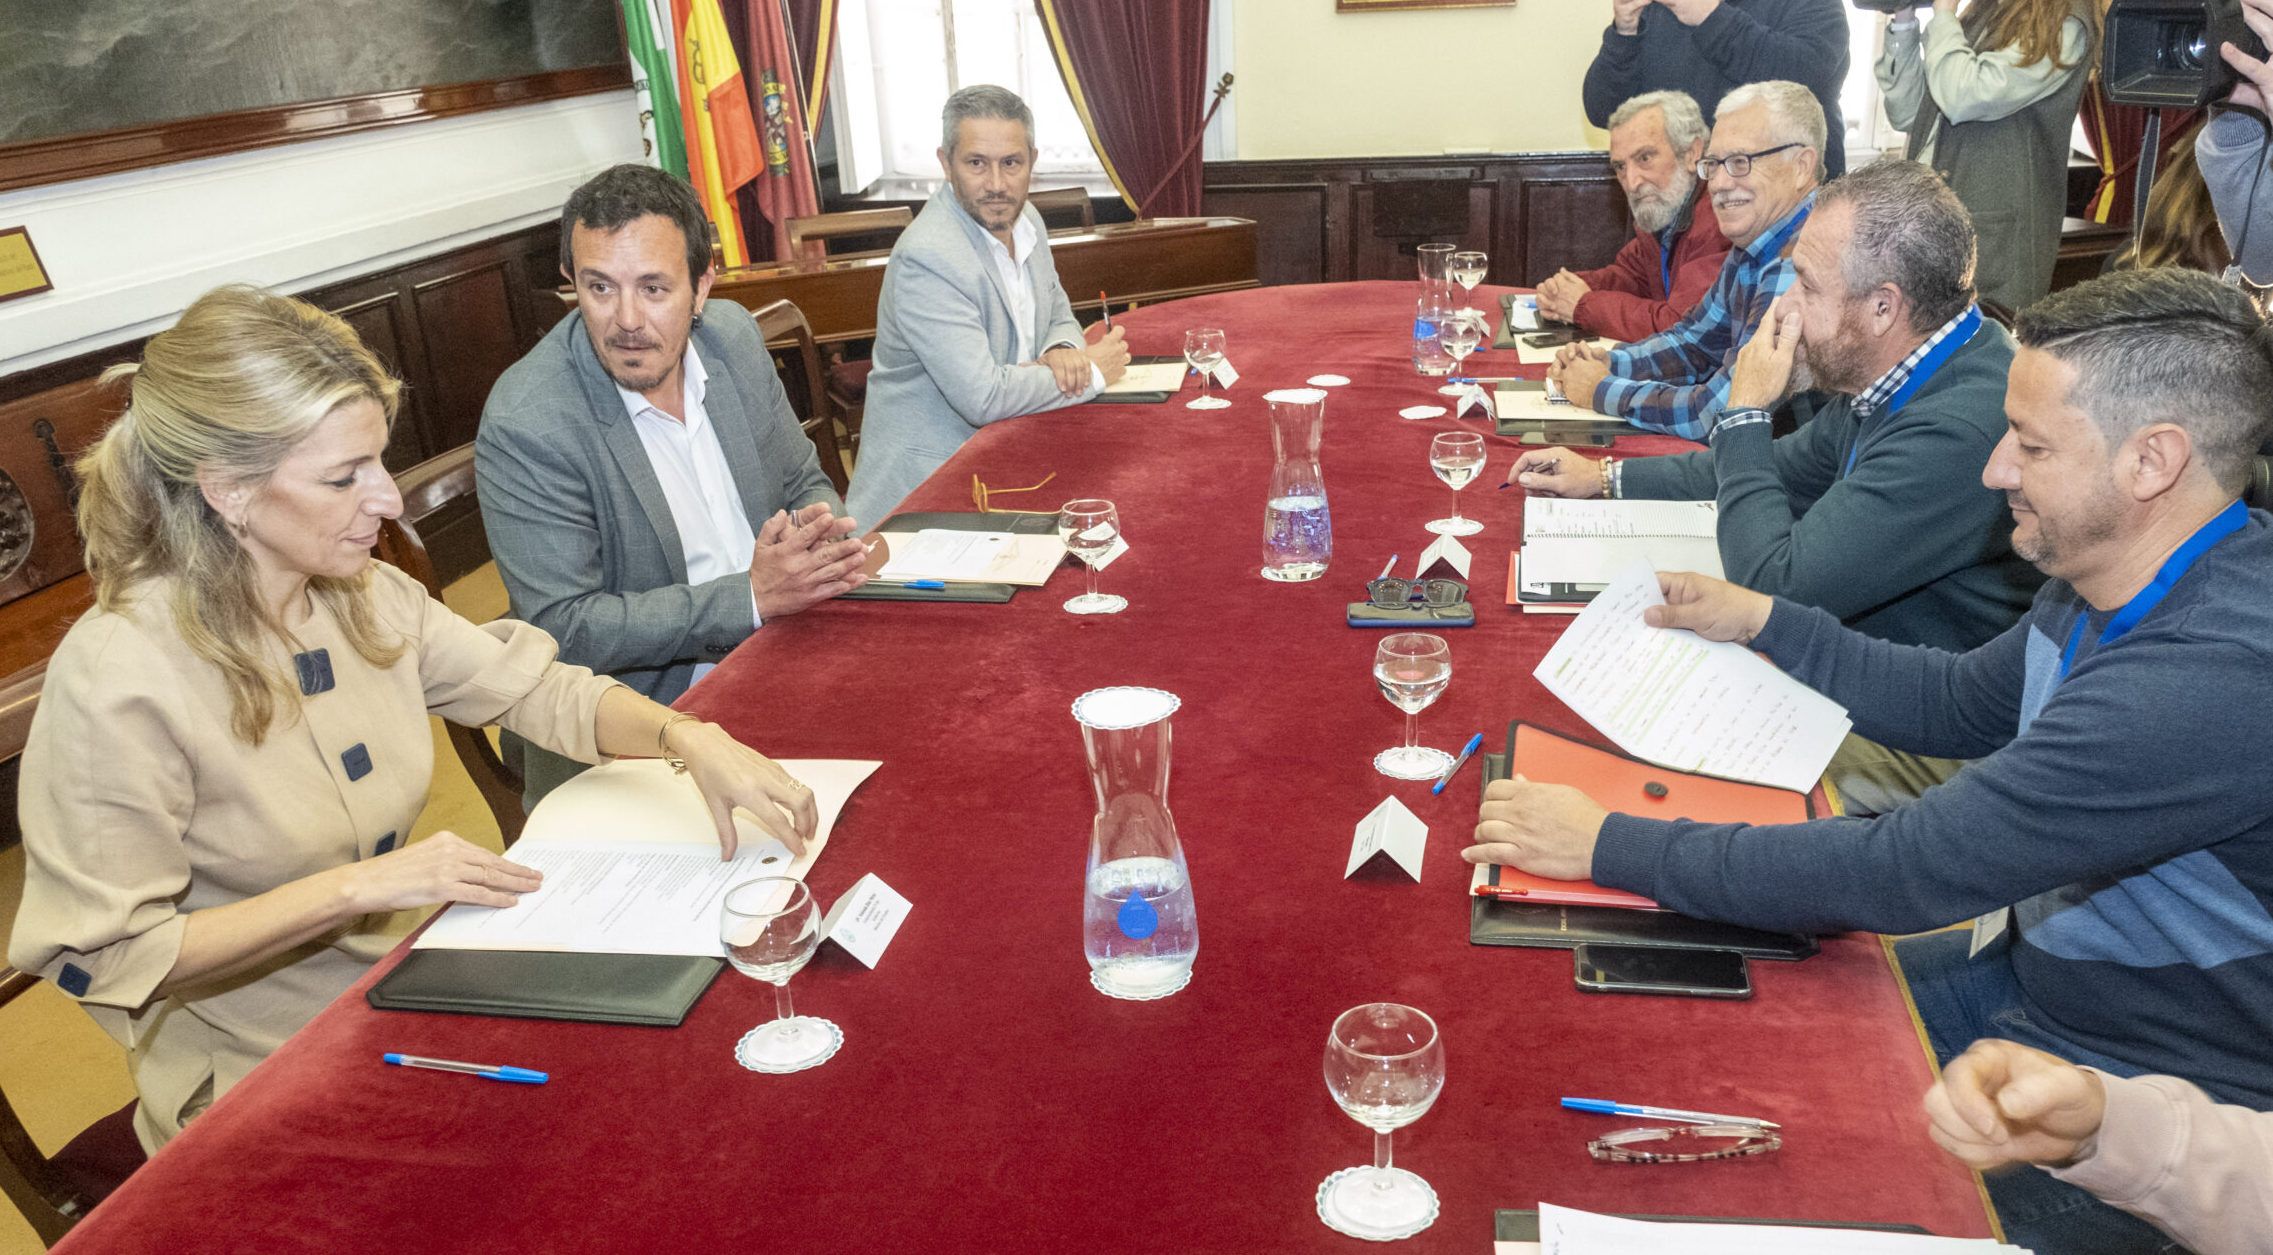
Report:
1644,571,1774,646
1464,776,1609,879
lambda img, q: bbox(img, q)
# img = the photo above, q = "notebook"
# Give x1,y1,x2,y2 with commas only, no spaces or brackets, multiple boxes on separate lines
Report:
1520,498,1722,591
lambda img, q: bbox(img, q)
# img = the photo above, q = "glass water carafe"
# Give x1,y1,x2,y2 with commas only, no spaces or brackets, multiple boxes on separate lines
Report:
1262,387,1332,582
1073,686,1196,1000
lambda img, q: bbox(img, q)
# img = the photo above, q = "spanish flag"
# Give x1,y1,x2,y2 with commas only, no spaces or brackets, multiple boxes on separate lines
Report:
672,0,766,267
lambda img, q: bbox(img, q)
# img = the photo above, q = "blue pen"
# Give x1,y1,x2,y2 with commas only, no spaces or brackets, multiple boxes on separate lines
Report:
1560,1097,1779,1129
1431,733,1485,794
384,1052,548,1084
873,579,947,590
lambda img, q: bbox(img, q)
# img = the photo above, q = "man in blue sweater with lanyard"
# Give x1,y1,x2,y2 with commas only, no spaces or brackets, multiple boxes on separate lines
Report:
1468,267,2273,1255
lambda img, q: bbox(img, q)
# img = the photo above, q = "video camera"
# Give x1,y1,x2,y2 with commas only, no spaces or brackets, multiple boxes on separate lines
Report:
2103,0,2269,107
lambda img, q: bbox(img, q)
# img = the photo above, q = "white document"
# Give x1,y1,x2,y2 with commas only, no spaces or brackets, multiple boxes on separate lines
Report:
1494,384,1585,422
1506,294,1542,331
1100,361,1189,396
1515,335,1610,365
1414,533,1472,579
820,872,911,968
1347,797,1428,881
1522,498,1724,587
1533,562,1850,793
1535,1203,2027,1254
415,758,881,956
873,529,1065,585
1210,358,1239,387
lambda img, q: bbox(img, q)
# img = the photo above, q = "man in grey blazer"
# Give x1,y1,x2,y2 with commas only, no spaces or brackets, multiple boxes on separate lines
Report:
844,85,1131,524
478,164,868,804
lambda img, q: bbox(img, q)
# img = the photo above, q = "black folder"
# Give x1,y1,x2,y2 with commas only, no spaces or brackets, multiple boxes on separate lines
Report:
367,949,724,1027
1467,727,1818,961
841,510,1050,602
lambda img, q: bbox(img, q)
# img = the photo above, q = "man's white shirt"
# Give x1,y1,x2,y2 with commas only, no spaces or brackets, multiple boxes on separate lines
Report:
984,212,1103,390
616,345,761,684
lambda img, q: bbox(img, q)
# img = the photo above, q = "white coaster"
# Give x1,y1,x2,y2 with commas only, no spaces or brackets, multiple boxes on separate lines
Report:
1398,405,1446,421
1307,374,1351,387
1315,1166,1440,1241
733,1018,843,1074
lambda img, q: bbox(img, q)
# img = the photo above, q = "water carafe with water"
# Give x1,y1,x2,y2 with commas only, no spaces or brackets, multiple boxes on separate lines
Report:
1075,687,1197,1000
1262,387,1333,582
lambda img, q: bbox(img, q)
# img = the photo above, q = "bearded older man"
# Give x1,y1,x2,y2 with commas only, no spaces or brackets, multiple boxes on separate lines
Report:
1535,91,1731,341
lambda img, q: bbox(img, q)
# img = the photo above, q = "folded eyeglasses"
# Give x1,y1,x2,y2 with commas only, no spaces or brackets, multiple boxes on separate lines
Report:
1363,578,1470,609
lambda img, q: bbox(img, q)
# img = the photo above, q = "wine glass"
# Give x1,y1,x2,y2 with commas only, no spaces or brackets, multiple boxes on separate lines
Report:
1450,250,1488,295
1058,498,1128,615
721,877,842,1073
1318,1003,1445,1240
1372,633,1453,780
1426,431,1486,537
1184,328,1230,411
1434,310,1485,396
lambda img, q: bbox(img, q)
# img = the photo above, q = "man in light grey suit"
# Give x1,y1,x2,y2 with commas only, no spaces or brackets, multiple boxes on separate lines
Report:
844,85,1131,523
478,164,869,805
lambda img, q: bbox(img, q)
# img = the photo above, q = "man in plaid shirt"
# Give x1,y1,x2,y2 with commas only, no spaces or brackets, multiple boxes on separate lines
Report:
1552,80,1825,440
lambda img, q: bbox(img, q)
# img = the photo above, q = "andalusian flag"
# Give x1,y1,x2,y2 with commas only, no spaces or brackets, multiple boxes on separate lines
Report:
622,0,688,178
673,0,767,267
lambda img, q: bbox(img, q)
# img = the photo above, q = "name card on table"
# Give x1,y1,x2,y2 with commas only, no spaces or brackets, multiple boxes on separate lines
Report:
1347,797,1428,881
821,873,912,968
1093,533,1130,570
1415,533,1472,580
1210,358,1239,388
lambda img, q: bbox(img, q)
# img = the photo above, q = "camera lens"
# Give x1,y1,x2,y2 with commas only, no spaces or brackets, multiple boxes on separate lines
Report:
2158,20,2208,71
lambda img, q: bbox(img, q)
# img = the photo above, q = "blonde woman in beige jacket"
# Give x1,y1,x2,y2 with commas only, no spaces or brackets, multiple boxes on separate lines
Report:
9,285,815,1153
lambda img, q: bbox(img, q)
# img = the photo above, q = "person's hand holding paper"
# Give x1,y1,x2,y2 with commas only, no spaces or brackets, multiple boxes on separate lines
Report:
1643,569,1775,645
1462,775,1609,879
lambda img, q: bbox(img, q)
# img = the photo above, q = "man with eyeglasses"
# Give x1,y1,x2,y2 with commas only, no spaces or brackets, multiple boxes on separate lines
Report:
1472,266,2273,1255
1534,90,1732,342
1550,80,1821,441
1583,0,1850,178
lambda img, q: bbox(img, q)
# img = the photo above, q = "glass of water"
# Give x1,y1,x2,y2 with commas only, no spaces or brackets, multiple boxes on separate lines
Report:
1184,328,1230,410
1318,1003,1445,1241
1434,310,1485,396
1450,250,1488,295
1058,498,1128,615
721,877,842,1073
1425,431,1486,537
1373,633,1452,780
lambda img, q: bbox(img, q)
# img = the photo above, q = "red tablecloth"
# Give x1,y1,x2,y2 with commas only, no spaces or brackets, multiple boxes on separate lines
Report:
58,282,1991,1253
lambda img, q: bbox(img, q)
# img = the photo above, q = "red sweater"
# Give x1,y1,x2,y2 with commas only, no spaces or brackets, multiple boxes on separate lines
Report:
1569,192,1732,343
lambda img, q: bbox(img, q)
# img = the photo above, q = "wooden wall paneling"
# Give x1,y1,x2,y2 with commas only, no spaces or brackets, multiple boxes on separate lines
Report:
1514,177,1630,285
320,289,433,473
1349,167,1493,281
407,258,523,454
1200,184,1329,289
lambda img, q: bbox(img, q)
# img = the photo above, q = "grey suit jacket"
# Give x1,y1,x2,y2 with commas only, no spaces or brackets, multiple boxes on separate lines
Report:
475,299,841,799
844,187,1089,523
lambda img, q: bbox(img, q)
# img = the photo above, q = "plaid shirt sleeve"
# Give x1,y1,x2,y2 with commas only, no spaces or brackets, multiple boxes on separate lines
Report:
1597,256,1800,441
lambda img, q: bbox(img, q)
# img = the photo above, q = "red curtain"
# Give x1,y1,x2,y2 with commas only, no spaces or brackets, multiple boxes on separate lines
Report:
2080,83,2199,226
1034,0,1213,219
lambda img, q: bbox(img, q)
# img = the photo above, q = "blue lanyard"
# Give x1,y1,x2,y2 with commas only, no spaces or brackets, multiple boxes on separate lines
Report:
1842,305,1983,479
1658,227,1676,301
2058,498,2250,678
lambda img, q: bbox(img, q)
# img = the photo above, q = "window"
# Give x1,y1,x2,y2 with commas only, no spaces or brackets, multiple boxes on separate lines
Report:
1843,8,1907,165
828,0,1113,201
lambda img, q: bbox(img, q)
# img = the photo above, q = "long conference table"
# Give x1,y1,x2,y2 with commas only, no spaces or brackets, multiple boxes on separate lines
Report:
56,282,1994,1252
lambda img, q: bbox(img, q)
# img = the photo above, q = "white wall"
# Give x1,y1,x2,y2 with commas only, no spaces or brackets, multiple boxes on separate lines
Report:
0,91,646,376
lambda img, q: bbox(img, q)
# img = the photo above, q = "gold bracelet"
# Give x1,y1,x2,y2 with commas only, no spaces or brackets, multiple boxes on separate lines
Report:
657,712,702,774
1598,456,1617,499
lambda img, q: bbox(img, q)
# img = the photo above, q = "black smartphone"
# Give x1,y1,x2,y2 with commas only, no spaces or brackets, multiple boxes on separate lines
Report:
1573,944,1752,999
1523,330,1574,348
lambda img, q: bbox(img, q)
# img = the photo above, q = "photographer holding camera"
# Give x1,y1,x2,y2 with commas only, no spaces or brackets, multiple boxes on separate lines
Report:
2203,0,2273,285
1876,0,2101,312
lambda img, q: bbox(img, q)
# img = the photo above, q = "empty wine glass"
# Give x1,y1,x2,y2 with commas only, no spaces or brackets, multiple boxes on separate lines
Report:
1426,431,1486,537
1184,328,1230,411
1058,498,1128,615
1450,250,1488,294
1434,310,1486,396
1317,1003,1445,1241
1372,633,1453,780
721,877,842,1073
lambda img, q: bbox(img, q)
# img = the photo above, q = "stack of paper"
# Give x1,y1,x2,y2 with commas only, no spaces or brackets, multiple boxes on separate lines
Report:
1532,562,1849,792
1498,1204,2033,1254
872,528,1065,585
1517,497,1722,605
1100,361,1190,397
414,758,880,958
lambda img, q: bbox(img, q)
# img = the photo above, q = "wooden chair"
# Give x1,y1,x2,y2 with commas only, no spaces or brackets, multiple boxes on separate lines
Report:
750,299,852,495
1028,187,1096,233
373,444,526,846
0,669,145,1247
784,207,914,257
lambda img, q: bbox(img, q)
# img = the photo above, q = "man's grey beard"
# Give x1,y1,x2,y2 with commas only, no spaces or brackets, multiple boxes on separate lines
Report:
1629,169,1699,234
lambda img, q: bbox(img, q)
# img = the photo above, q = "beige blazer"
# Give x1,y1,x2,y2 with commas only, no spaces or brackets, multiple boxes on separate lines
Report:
9,562,619,1152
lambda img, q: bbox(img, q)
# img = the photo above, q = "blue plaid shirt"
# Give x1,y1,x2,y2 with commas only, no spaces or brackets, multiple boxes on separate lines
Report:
1595,193,1814,440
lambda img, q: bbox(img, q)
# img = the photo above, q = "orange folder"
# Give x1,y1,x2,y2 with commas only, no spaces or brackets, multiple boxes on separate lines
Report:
1475,723,1814,910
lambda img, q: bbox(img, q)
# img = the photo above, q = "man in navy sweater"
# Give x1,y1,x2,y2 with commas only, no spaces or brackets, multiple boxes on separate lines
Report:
1583,0,1852,178
1468,267,2273,1255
